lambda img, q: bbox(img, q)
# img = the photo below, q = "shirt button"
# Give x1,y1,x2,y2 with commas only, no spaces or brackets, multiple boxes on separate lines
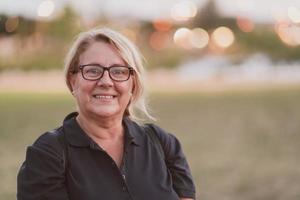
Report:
122,186,126,191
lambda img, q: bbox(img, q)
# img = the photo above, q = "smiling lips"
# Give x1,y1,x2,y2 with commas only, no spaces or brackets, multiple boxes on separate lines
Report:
92,94,116,99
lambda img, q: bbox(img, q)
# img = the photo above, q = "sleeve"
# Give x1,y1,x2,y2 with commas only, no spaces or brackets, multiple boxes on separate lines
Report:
17,132,69,200
151,125,196,199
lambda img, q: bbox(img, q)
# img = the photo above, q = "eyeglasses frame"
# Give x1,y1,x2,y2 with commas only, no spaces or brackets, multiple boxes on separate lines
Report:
78,64,134,82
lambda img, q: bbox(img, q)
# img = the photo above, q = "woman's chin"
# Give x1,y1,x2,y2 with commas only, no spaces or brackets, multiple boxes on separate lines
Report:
90,108,121,119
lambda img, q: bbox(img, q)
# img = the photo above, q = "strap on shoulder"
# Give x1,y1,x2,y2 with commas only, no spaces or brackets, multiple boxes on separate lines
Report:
56,128,68,172
144,124,165,161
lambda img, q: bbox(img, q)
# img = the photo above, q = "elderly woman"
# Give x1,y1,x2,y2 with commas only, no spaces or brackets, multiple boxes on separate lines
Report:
17,28,196,200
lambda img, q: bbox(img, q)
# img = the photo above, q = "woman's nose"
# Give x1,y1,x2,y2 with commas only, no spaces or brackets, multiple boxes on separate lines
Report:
97,70,113,86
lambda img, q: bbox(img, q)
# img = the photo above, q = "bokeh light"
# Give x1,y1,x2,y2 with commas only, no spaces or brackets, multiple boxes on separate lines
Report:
211,26,235,48
173,27,209,50
275,22,300,46
5,17,19,33
189,28,209,49
287,6,300,23
152,19,172,32
173,27,192,49
236,17,254,33
171,1,197,22
37,0,55,18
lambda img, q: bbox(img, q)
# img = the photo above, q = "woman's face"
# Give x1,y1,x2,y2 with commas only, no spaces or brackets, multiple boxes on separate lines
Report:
70,41,134,120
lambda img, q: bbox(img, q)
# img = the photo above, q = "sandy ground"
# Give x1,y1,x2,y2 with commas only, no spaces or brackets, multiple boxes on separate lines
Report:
0,70,300,93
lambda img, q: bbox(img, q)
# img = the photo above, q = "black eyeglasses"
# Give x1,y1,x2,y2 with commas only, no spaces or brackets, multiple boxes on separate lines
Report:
78,64,134,82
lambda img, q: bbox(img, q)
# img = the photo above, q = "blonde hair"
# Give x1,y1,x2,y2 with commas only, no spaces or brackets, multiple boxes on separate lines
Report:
64,27,154,122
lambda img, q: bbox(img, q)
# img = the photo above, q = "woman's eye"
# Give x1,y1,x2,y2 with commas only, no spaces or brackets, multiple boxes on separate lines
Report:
111,67,128,75
87,69,100,74
113,70,123,74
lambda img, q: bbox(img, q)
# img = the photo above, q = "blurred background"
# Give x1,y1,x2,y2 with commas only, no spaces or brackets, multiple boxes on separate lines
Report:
0,0,300,199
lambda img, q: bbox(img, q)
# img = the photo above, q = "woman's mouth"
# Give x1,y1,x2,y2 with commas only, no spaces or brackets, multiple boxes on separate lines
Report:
92,94,116,99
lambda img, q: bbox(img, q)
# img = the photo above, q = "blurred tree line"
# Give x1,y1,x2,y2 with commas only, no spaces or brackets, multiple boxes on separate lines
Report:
0,0,300,71
192,0,300,62
0,7,81,71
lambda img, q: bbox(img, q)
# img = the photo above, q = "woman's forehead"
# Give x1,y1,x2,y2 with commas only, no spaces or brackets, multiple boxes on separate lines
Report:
79,41,126,65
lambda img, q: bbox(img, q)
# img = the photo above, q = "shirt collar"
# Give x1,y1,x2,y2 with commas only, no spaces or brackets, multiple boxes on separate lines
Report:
63,112,91,147
62,112,144,148
123,117,143,146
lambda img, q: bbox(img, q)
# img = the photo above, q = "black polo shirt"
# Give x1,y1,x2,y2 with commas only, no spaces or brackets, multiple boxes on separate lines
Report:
17,112,196,200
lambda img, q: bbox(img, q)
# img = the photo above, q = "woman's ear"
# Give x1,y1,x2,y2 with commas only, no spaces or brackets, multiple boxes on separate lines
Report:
69,73,77,94
131,75,136,95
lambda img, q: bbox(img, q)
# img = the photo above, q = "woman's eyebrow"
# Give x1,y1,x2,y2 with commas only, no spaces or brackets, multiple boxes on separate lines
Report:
79,63,104,66
110,63,128,67
80,63,127,67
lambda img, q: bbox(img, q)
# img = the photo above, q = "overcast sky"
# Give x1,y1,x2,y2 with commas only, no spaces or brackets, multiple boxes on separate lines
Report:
0,0,300,23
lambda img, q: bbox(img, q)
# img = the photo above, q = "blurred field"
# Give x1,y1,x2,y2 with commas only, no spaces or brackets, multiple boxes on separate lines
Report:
1,88,300,200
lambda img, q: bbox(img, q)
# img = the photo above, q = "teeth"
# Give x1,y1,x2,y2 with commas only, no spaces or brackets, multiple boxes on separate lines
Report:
94,95,114,99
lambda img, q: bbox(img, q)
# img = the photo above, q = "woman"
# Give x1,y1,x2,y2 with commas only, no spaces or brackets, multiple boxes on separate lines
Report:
17,28,196,200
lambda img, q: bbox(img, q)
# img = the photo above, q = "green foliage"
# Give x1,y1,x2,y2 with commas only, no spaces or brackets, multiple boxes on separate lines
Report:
0,39,65,71
0,15,36,36
46,6,81,41
17,53,63,71
191,0,300,61
193,0,236,30
145,48,183,69
0,15,8,33
0,6,80,71
236,28,300,61
15,17,36,36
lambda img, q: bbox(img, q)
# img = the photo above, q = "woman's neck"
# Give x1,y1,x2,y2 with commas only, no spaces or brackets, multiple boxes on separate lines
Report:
76,112,124,141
